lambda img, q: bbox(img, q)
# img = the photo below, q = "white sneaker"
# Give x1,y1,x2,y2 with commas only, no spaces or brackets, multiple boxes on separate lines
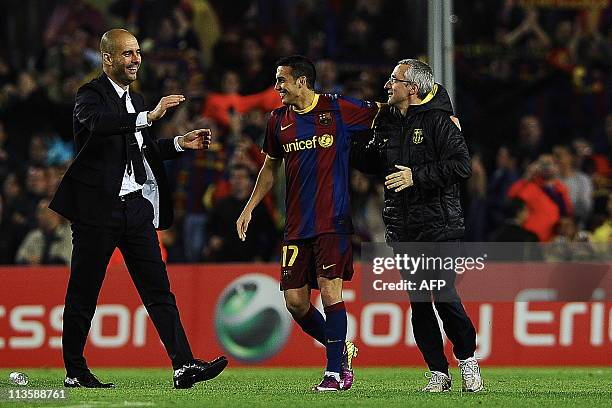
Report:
458,356,484,392
422,371,451,392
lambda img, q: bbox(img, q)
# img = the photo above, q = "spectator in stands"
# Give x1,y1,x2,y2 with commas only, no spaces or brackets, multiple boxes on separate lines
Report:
3,73,54,159
172,5,201,53
501,7,550,50
591,193,611,244
487,145,520,231
272,35,297,63
465,153,488,241
508,154,573,241
225,110,281,232
553,145,593,227
154,9,200,54
344,69,379,101
0,56,15,90
489,198,539,242
16,198,71,265
350,170,385,249
547,215,595,261
28,134,48,167
593,113,612,156
517,115,545,168
43,0,106,49
169,110,226,263
204,165,277,262
572,138,610,183
0,120,14,184
381,38,402,64
547,18,580,73
201,70,280,129
573,25,612,95
553,216,581,242
15,165,49,238
25,165,48,204
0,173,29,263
315,59,343,94
240,37,272,94
339,15,372,62
211,26,242,73
226,109,264,173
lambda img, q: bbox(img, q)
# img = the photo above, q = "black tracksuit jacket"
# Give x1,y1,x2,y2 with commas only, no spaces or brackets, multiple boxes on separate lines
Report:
351,84,471,242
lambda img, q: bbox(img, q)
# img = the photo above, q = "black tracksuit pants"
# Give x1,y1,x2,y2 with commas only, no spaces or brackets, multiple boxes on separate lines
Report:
396,239,477,374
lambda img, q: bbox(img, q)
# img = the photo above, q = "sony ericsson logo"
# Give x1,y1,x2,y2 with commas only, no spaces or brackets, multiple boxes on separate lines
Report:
282,134,334,153
215,274,293,362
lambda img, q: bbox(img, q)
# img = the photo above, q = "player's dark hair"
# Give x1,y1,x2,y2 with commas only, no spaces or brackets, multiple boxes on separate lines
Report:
276,55,316,89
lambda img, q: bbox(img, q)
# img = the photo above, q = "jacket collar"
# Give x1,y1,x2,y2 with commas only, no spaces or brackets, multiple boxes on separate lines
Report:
96,73,120,97
95,73,143,112
106,75,129,99
389,83,452,119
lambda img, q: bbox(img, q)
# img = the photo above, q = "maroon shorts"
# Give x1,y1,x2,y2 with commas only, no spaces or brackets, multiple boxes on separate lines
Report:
279,233,354,291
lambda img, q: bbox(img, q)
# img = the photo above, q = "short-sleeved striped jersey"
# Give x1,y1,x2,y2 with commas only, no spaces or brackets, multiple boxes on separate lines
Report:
263,93,380,240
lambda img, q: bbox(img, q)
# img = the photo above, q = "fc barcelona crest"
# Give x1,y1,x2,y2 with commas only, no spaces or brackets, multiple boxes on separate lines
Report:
412,129,424,144
318,112,333,126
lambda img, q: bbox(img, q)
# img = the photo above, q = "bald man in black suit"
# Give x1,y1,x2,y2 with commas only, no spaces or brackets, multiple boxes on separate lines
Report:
50,29,227,389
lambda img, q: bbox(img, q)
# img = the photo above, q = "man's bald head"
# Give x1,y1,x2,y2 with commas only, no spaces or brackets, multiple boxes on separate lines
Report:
100,29,135,54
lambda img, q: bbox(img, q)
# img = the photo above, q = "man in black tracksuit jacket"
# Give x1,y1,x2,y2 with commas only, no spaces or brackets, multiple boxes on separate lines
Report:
351,59,483,392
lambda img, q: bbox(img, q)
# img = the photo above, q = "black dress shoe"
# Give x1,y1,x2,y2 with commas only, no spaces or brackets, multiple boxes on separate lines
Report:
173,356,228,389
64,372,115,388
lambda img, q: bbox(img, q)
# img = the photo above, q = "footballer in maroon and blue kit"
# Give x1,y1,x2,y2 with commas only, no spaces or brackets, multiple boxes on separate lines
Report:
237,56,379,392
263,92,379,243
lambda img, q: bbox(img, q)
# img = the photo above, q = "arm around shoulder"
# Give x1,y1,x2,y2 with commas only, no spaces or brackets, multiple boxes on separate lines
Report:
350,130,383,175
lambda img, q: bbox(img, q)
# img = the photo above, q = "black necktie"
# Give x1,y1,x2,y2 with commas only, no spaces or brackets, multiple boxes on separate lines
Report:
121,92,147,184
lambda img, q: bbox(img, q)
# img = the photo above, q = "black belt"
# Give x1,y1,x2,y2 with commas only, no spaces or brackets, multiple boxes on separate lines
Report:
119,190,142,202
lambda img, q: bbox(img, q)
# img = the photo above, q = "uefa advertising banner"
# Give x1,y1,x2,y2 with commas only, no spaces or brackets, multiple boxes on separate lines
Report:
0,250,610,368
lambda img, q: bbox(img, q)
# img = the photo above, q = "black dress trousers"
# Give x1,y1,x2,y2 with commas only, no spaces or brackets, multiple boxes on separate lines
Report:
62,192,193,376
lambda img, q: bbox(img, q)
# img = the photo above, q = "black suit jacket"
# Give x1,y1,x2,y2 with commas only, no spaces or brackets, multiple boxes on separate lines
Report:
50,74,179,229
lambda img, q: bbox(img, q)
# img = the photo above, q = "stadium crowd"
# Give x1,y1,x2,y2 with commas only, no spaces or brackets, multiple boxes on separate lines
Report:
0,0,610,265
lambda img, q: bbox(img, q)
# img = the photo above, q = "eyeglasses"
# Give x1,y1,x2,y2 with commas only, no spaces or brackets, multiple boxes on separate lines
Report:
387,76,412,85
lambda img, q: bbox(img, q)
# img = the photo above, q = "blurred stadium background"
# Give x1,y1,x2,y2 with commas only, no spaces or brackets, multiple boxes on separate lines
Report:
0,0,610,385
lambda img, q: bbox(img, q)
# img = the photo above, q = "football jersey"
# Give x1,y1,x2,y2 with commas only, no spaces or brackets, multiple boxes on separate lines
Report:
262,93,380,240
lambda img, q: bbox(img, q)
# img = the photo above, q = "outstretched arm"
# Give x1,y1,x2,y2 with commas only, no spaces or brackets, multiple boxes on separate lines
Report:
75,86,185,138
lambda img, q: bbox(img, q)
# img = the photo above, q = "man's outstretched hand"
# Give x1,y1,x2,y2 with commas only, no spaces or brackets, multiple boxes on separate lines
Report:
178,129,212,150
147,95,185,122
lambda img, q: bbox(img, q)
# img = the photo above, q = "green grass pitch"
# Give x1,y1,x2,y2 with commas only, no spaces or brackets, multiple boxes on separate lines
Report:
0,367,610,407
